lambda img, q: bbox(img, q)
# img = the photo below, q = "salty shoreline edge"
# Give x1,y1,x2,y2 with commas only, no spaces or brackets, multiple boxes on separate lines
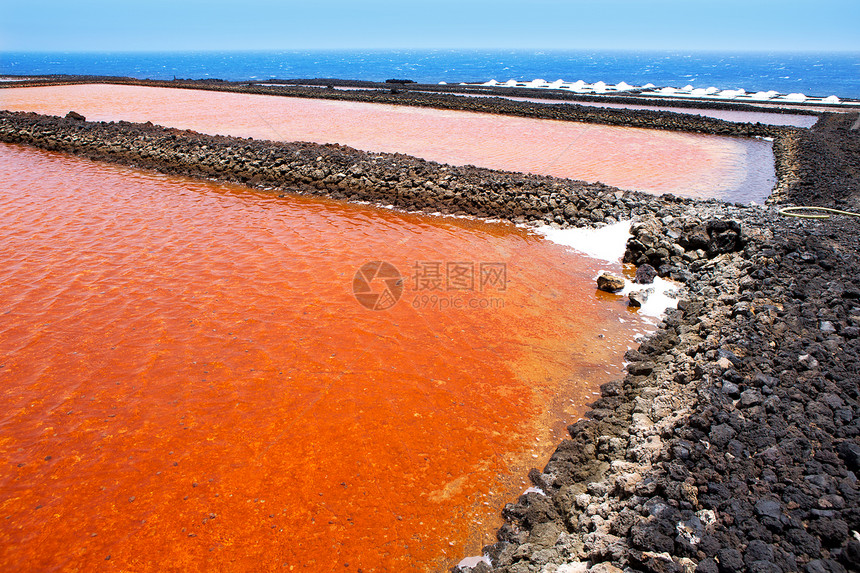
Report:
1,101,859,573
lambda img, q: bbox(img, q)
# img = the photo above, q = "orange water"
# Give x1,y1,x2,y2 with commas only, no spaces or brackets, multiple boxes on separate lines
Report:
0,143,651,572
0,84,775,202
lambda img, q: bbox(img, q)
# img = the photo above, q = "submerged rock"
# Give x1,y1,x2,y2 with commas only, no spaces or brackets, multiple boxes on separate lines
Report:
628,289,652,308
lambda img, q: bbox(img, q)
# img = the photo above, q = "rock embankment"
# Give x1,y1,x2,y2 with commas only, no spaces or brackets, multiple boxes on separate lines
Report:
479,205,860,573
456,112,860,573
1,108,859,573
785,113,860,211
0,110,675,228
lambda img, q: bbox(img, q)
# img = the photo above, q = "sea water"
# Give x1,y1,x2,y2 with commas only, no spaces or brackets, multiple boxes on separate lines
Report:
2,49,859,98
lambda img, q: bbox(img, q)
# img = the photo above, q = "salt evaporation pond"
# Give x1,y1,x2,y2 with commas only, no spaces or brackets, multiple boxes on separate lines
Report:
0,84,775,203
481,94,819,128
0,143,656,571
253,85,819,126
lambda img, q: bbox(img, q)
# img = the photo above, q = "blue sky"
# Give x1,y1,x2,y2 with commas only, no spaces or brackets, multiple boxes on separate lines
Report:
3,0,859,52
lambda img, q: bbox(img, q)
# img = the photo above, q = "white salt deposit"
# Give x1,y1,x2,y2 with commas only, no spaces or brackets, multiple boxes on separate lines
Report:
532,221,680,319
458,555,492,568
617,275,680,319
461,77,853,109
533,220,631,263
556,563,590,573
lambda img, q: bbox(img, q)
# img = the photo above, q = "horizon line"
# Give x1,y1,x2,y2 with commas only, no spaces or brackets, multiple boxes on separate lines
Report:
4,47,860,54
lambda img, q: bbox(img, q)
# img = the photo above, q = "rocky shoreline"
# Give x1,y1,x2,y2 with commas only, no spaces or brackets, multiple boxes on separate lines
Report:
484,203,860,573
1,102,859,573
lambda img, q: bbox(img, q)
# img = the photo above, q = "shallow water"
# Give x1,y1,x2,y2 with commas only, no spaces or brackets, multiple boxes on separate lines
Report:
475,94,819,128
0,143,653,572
0,84,775,202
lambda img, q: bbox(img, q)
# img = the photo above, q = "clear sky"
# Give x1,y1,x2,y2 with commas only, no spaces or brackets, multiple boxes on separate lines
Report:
3,0,859,52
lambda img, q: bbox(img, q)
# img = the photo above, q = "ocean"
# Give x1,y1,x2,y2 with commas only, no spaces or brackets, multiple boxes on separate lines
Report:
2,49,859,99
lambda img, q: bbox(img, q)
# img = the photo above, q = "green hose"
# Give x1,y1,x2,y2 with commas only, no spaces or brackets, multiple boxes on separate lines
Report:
778,206,860,219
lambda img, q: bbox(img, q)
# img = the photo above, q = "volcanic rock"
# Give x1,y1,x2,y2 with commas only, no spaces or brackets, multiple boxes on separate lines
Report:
597,273,625,293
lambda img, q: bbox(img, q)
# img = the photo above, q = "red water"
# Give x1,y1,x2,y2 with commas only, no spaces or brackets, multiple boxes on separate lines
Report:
0,84,775,202
0,143,652,572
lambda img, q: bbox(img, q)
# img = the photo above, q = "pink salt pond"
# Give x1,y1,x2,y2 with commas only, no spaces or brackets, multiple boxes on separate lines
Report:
1,83,775,202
